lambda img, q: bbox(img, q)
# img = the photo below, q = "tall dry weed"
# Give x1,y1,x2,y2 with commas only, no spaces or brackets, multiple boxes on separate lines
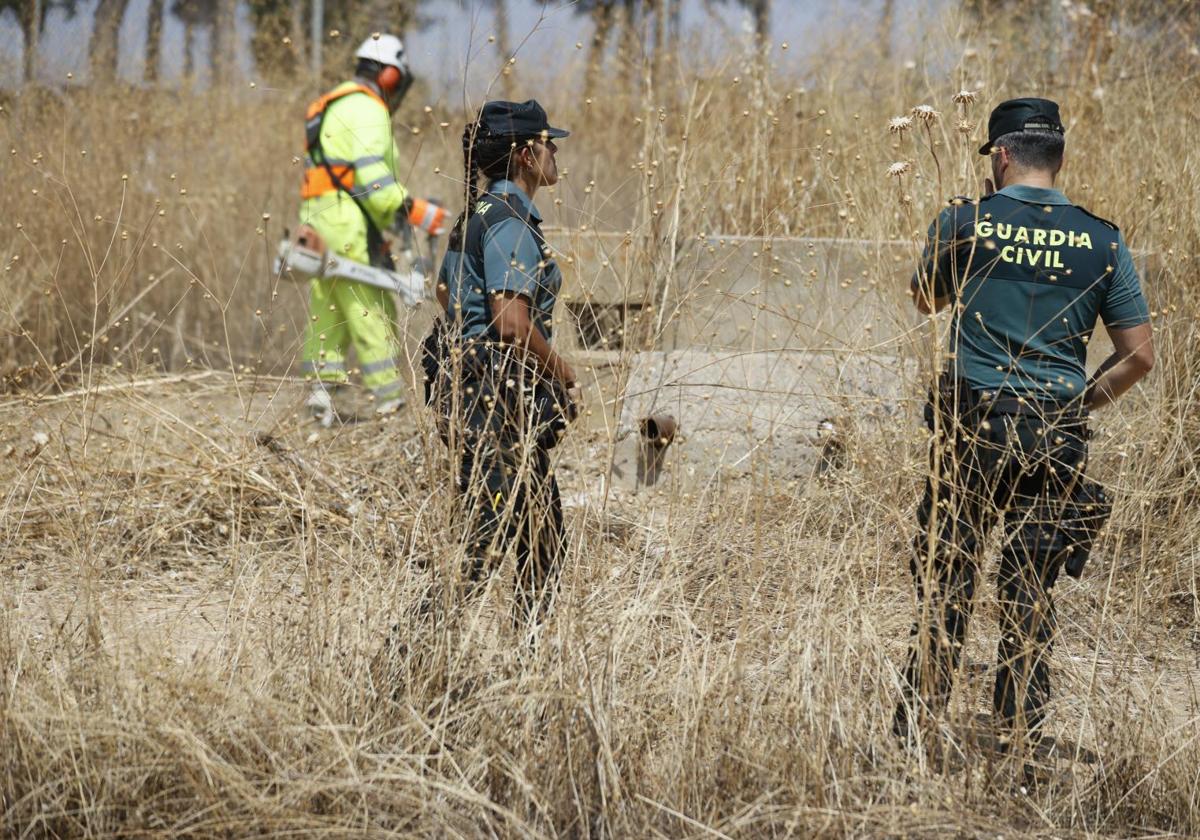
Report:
1,4,1199,837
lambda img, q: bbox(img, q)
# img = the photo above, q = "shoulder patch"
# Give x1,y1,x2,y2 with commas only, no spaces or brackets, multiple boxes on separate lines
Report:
467,194,524,246
1075,205,1120,231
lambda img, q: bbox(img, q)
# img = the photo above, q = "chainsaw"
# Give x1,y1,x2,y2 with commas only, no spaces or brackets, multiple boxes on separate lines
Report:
274,224,427,307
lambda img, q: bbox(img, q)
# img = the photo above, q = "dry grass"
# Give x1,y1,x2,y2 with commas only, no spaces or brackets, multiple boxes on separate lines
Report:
2,5,1200,837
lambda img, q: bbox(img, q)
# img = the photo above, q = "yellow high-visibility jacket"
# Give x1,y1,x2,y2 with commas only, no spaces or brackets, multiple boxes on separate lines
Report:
300,81,408,265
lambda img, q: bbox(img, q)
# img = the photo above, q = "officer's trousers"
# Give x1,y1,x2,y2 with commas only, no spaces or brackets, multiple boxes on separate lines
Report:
302,276,404,403
441,341,568,625
895,398,1088,748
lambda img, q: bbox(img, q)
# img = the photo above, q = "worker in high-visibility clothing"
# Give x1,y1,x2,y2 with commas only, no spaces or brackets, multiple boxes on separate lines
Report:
299,33,447,426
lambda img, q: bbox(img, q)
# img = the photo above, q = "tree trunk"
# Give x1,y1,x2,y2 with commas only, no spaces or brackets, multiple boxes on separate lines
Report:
668,0,681,42
91,0,132,85
145,0,164,83
20,0,41,83
290,0,307,68
183,22,196,80
878,0,894,58
494,0,514,97
618,0,640,90
584,2,615,99
211,0,238,86
752,0,770,45
651,0,665,86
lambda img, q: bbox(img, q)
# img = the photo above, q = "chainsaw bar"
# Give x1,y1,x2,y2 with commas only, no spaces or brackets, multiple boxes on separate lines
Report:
274,237,426,307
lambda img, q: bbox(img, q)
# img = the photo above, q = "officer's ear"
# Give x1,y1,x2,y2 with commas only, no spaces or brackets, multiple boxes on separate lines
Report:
519,142,537,170
992,145,1010,185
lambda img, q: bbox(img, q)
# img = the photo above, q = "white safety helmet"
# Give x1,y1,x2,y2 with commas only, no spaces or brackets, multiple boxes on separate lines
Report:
355,33,413,111
356,33,408,72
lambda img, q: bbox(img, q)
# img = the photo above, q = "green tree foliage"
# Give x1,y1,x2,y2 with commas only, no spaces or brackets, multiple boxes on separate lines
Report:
246,0,304,83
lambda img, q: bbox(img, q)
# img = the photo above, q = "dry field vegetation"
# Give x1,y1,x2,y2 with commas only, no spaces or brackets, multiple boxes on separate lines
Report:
2,5,1200,837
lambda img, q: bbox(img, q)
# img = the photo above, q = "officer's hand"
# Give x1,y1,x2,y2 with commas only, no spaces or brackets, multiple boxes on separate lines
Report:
566,383,583,423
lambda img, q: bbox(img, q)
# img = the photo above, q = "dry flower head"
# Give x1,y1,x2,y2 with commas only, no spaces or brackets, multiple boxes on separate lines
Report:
911,105,941,125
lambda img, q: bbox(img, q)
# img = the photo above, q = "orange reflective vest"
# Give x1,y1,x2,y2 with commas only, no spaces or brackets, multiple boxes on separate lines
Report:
301,83,389,201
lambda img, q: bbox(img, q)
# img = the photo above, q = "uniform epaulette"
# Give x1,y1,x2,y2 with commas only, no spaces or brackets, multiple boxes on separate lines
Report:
1076,205,1120,231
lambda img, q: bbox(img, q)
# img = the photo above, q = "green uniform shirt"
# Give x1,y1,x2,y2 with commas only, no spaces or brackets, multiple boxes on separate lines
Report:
439,179,562,341
916,184,1150,401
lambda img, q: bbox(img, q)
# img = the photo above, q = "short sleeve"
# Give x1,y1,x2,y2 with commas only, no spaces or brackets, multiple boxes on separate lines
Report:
481,217,544,300
1100,233,1151,329
912,206,959,302
437,250,461,296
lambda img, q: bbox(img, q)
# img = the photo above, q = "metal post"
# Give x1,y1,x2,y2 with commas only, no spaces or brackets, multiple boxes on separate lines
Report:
310,0,323,77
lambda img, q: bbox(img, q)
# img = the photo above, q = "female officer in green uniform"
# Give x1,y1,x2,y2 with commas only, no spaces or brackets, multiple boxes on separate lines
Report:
425,100,576,626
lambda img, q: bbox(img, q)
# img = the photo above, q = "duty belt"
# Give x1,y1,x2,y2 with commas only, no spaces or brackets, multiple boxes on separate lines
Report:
936,373,1087,423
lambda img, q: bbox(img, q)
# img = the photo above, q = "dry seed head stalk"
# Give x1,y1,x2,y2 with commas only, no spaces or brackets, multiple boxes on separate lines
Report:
957,120,974,134
887,161,911,178
888,116,913,135
952,89,979,105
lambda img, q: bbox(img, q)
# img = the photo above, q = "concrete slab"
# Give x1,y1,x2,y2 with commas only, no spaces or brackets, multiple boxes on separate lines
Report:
551,235,918,354
611,348,918,488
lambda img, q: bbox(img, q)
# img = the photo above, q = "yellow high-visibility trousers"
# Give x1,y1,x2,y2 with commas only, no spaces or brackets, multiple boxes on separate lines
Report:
301,276,403,401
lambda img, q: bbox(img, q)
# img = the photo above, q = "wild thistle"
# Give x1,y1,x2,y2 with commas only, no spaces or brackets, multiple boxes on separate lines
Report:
910,104,941,125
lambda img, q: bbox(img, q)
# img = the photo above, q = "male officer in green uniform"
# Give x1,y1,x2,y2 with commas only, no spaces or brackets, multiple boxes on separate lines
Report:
894,98,1155,762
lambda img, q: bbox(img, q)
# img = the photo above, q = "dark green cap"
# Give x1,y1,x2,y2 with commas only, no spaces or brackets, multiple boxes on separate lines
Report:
478,100,569,141
978,97,1064,155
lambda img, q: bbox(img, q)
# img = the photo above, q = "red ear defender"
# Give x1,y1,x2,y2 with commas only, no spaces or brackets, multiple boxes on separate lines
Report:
377,65,401,93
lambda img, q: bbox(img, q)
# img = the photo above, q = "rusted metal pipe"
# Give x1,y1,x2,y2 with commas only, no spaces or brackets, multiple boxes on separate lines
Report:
639,414,677,447
637,414,678,486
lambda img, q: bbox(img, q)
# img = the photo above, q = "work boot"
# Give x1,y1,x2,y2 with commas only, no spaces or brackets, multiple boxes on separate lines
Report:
306,383,342,428
375,396,407,417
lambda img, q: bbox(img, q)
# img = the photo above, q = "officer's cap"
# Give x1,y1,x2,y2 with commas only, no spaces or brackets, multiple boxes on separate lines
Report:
477,100,569,142
979,97,1064,155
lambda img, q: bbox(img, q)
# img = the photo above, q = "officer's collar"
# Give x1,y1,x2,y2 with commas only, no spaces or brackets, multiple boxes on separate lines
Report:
995,183,1072,206
488,179,542,222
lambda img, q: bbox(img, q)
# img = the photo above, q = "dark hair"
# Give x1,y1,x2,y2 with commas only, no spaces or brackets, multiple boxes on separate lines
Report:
454,121,530,238
993,129,1064,171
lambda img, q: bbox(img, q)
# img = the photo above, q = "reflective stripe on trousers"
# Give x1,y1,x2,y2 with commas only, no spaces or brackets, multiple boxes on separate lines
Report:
302,276,401,391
